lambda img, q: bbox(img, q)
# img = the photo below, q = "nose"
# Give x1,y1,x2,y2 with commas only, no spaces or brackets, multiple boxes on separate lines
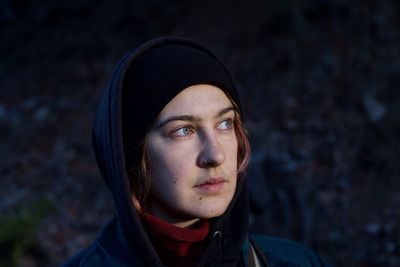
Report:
197,133,225,168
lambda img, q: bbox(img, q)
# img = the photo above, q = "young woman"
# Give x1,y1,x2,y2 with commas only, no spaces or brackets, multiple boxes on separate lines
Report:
62,36,327,267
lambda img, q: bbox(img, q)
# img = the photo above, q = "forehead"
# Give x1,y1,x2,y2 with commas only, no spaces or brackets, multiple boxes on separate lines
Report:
157,84,233,118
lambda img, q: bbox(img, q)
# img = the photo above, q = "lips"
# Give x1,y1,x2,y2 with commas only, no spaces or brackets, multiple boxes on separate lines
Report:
194,177,227,194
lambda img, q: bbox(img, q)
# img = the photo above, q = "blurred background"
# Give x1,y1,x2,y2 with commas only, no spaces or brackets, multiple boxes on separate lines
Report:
1,0,399,266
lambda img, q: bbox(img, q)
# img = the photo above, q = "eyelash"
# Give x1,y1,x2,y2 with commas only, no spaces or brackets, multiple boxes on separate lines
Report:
217,118,234,130
170,118,234,137
171,126,194,137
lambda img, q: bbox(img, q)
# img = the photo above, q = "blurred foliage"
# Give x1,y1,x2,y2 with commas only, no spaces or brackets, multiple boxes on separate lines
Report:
0,198,55,266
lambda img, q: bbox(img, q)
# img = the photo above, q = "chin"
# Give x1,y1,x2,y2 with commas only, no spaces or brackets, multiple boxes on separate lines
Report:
193,200,232,219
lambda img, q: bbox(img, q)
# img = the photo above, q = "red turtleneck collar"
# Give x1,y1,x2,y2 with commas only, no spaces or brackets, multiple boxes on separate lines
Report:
141,213,210,266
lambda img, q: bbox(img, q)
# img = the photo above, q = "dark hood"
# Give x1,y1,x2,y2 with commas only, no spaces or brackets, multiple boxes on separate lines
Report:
92,36,249,266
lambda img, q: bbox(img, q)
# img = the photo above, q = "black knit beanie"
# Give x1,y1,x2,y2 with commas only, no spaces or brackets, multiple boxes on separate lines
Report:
121,38,242,169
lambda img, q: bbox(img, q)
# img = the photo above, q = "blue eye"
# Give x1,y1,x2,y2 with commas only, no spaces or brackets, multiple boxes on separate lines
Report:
172,126,193,137
218,119,233,130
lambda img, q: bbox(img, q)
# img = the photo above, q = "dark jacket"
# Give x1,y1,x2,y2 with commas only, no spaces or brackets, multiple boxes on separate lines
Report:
62,37,327,267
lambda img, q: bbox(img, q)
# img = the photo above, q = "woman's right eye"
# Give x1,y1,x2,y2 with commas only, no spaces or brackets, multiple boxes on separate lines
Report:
171,126,193,137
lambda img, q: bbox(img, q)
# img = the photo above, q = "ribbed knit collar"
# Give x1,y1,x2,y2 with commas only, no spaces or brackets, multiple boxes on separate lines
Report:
141,212,210,265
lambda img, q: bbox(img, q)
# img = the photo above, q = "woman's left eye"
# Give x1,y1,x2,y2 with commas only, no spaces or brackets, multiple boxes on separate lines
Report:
217,119,234,130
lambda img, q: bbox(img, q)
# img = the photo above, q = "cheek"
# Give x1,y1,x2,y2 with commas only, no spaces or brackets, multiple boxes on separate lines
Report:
148,142,195,182
223,136,238,167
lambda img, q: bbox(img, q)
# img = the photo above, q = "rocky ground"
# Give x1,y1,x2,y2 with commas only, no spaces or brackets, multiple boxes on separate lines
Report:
1,1,399,266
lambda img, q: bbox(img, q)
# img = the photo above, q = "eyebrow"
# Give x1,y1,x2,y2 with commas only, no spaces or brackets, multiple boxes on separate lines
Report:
155,106,235,129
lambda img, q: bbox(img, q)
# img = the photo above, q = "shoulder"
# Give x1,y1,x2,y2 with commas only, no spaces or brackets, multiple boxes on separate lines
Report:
60,219,134,267
60,243,134,267
60,245,105,267
60,218,148,267
250,234,328,267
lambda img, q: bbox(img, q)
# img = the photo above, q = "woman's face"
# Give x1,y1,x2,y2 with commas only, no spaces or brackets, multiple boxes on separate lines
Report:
146,84,238,227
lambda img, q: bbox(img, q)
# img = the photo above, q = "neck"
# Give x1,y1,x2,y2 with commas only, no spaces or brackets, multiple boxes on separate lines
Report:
173,218,200,228
147,203,200,228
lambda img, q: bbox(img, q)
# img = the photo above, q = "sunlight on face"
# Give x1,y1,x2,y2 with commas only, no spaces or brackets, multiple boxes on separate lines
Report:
146,84,238,227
